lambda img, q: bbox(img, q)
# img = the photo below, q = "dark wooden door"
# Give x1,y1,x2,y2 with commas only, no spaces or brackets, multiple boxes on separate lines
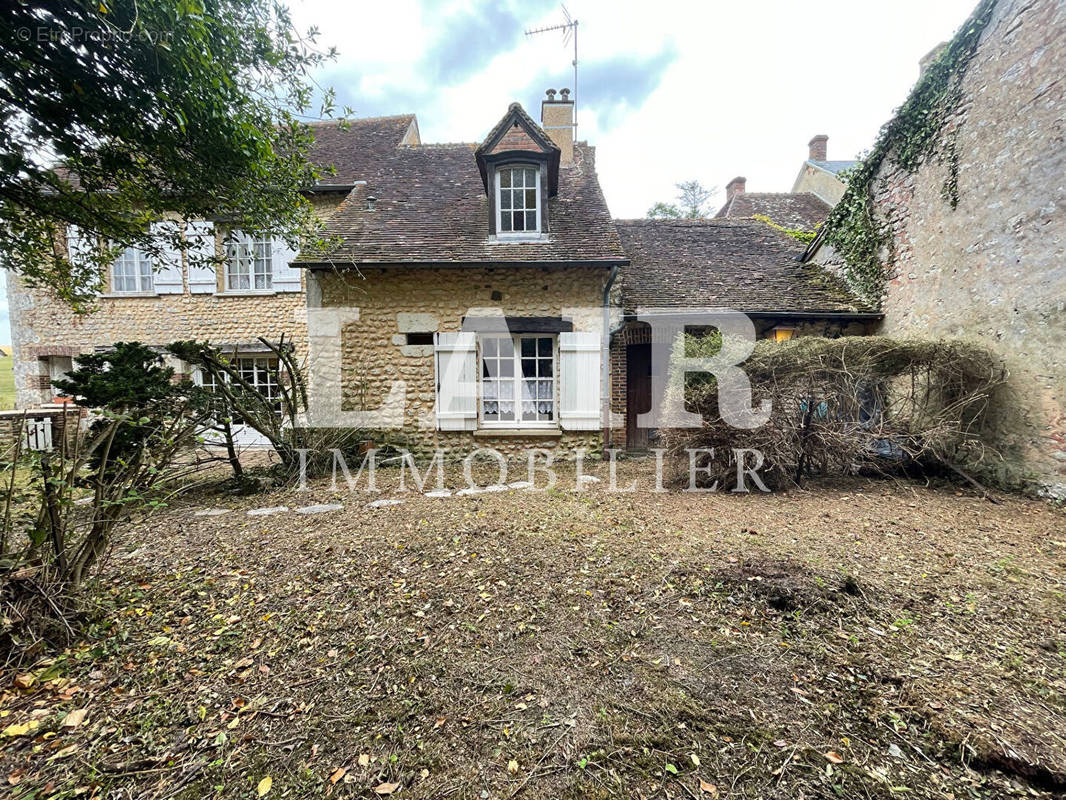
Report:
626,343,652,450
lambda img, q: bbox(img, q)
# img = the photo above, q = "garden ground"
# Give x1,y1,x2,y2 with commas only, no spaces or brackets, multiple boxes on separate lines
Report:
1,459,1064,799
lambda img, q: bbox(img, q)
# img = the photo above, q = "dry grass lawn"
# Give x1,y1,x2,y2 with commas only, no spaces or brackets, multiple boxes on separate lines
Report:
2,459,1064,799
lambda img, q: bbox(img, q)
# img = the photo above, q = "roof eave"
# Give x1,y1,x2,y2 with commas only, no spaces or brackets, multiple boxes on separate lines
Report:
297,258,629,269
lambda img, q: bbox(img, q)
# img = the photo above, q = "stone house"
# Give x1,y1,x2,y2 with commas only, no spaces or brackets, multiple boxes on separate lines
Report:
715,134,857,231
790,135,857,206
9,90,874,460
804,0,1066,496
297,93,626,459
5,114,421,445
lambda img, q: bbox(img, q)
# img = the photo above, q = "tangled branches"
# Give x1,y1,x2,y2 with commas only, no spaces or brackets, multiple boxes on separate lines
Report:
663,336,1007,489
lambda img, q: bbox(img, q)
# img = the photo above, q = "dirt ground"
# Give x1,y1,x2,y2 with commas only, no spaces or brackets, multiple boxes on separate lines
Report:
2,458,1064,799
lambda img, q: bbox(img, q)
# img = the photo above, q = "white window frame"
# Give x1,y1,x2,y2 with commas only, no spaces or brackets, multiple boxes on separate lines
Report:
495,165,541,237
478,334,557,428
48,356,74,396
110,246,154,294
225,232,273,291
195,356,283,414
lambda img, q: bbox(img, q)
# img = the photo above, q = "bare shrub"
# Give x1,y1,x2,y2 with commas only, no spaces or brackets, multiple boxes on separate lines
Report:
662,336,1006,488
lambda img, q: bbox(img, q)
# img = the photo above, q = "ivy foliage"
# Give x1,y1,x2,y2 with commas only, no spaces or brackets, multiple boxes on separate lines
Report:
822,0,999,307
0,0,350,310
752,214,818,244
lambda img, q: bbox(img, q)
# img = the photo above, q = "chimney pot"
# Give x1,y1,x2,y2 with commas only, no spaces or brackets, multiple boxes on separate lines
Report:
541,87,574,166
726,176,746,201
808,134,828,162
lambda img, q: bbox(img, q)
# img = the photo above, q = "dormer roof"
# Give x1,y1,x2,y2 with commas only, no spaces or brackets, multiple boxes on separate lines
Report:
475,102,561,196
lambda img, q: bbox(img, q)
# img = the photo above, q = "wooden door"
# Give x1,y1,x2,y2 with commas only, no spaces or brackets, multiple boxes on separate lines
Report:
626,343,652,450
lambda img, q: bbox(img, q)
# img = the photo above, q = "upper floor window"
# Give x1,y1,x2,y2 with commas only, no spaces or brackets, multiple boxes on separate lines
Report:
495,166,540,235
226,232,273,291
111,246,153,294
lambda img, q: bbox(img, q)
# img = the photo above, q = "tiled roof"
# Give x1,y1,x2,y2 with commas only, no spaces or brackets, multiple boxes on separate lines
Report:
298,141,626,265
307,115,417,185
808,159,858,176
614,218,873,314
475,102,556,157
714,192,831,231
54,115,417,191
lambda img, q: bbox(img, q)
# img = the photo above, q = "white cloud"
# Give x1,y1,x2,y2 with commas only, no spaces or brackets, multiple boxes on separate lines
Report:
289,0,978,216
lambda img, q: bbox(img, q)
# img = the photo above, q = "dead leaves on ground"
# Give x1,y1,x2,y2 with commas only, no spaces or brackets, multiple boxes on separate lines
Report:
1,466,1064,798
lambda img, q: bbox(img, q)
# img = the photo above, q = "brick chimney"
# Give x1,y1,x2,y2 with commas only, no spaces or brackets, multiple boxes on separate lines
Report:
541,88,574,165
808,134,828,162
725,176,746,202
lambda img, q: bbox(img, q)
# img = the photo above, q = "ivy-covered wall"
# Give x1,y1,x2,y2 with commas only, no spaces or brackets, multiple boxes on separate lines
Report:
814,0,1066,495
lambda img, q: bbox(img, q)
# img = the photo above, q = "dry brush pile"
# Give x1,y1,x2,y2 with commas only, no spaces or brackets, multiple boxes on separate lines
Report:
664,336,1006,488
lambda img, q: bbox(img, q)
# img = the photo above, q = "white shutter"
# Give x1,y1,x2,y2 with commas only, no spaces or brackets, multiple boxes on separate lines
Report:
271,235,302,293
559,331,602,430
150,221,184,294
435,332,478,431
66,226,101,296
186,221,217,294
66,225,94,267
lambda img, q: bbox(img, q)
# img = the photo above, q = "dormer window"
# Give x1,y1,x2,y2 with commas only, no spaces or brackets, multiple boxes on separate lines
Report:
496,166,540,235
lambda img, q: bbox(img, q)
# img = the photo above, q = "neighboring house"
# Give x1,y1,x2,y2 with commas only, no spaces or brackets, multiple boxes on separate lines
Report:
714,176,830,232
790,135,857,205
610,219,878,449
805,0,1065,496
5,114,421,443
298,91,627,458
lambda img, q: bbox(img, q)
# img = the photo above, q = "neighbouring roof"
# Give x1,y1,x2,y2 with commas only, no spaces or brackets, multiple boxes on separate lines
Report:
714,192,831,231
615,218,873,314
53,115,418,192
307,115,417,186
808,159,858,176
298,140,626,265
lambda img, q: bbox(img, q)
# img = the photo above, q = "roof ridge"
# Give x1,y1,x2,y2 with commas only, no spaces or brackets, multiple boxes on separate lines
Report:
304,114,415,127
613,217,762,226
741,191,824,198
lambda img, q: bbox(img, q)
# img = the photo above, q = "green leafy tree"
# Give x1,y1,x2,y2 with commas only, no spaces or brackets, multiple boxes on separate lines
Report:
53,342,200,470
0,0,348,310
647,180,717,219
646,201,682,219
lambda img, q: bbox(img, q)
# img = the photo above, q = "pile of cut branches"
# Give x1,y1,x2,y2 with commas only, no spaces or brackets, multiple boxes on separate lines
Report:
664,336,1006,488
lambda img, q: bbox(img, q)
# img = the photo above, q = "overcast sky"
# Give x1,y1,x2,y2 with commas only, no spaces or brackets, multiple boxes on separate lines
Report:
295,0,979,214
0,0,979,347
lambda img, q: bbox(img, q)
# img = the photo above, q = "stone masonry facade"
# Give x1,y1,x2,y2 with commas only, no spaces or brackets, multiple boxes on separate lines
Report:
311,265,609,462
835,0,1066,495
8,196,342,408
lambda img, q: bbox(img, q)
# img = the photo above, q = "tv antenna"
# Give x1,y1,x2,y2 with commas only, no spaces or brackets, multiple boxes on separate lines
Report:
525,5,579,131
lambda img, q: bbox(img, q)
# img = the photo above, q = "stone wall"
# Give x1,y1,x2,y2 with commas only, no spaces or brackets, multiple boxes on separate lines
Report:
839,0,1065,495
310,265,610,461
7,196,343,408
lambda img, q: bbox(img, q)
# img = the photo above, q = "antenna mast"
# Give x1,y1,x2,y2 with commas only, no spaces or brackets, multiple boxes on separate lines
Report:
525,5,579,132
